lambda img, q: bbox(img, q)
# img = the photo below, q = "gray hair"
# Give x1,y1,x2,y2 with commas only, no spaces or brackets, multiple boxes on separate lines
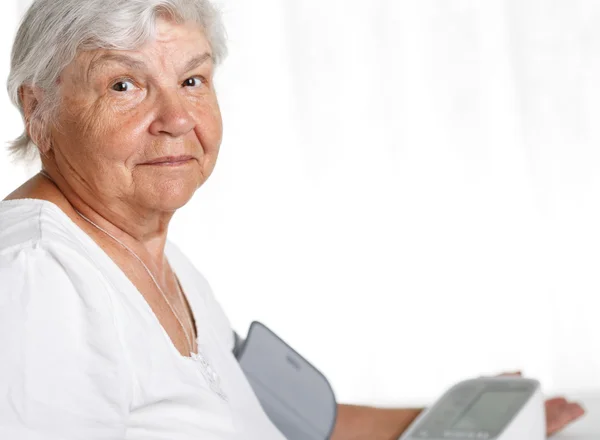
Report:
7,0,227,161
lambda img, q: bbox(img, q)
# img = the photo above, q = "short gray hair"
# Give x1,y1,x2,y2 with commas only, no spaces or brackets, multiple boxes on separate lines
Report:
7,0,227,161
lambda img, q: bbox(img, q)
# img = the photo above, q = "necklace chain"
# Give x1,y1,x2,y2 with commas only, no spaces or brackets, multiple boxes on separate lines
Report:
39,170,196,356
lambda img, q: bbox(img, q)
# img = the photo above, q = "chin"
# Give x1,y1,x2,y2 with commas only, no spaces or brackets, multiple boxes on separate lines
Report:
156,193,195,212
146,179,198,212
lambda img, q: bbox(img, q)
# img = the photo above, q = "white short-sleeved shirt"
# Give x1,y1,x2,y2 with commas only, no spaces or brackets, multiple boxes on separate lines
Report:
0,199,286,440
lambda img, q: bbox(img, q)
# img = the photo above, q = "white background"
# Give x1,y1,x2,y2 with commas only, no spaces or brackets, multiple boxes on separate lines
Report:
2,0,600,407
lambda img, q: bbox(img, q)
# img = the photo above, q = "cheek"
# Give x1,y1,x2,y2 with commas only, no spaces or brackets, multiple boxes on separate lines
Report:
196,100,223,156
81,100,151,161
190,103,222,183
52,98,105,166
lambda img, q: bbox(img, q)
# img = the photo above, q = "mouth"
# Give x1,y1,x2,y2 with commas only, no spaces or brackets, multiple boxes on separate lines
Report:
140,155,195,166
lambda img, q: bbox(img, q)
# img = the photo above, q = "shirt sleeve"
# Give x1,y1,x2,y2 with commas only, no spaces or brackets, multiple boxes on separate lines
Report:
0,242,131,440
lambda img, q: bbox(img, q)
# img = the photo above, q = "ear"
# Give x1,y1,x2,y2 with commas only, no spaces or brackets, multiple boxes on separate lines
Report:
19,85,52,155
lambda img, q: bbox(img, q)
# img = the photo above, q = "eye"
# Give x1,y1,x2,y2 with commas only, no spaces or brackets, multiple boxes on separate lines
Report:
112,80,135,92
182,76,204,88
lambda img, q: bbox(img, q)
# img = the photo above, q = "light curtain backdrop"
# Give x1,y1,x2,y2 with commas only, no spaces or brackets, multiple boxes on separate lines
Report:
1,0,599,407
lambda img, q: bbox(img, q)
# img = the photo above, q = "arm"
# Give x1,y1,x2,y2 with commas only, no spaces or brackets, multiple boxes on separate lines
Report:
330,404,423,440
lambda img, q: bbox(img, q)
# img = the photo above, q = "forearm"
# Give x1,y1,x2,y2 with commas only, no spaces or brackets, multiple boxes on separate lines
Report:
330,404,423,440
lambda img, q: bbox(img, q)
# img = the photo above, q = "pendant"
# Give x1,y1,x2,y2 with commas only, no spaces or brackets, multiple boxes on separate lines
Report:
191,351,229,402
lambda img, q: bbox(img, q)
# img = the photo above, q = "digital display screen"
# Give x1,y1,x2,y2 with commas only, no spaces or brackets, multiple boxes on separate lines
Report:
451,391,529,432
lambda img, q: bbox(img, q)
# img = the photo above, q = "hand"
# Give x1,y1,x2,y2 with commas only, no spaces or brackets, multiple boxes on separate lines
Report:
497,372,585,436
545,397,585,436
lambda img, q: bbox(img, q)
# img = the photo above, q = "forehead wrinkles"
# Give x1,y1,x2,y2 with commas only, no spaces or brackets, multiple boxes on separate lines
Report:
141,39,195,73
76,20,211,81
150,19,211,70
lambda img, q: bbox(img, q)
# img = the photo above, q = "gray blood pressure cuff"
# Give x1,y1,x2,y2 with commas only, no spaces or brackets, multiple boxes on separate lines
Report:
233,322,337,440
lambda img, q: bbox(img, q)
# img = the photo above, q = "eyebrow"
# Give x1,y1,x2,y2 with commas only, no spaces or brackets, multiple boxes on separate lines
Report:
182,52,213,73
88,53,148,78
87,52,213,79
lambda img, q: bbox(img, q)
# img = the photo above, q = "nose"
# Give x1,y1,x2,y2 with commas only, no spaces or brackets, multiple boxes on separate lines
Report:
149,89,195,138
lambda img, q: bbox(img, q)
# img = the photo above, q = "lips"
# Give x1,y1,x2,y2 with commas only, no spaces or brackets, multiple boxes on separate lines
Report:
141,155,195,165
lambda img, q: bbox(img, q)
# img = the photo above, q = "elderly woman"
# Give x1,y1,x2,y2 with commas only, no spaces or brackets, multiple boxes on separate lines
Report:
0,0,585,439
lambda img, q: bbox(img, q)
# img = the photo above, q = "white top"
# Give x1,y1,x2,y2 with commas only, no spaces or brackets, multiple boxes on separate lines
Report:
0,199,286,440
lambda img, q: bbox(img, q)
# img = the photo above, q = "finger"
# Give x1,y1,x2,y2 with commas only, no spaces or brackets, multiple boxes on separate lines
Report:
546,399,568,422
545,397,568,409
565,402,585,419
497,371,523,377
546,402,586,436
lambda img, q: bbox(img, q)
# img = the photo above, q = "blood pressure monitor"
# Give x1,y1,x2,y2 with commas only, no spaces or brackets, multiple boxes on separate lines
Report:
399,377,545,440
234,322,337,440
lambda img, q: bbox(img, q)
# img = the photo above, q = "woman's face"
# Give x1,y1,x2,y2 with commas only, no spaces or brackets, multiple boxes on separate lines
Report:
50,17,222,213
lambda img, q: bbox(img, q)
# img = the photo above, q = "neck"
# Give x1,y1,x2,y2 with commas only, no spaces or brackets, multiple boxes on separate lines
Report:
39,165,173,269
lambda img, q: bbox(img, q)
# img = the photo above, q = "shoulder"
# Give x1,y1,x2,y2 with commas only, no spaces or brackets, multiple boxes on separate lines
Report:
0,236,113,320
0,199,88,255
0,200,124,352
0,200,114,306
